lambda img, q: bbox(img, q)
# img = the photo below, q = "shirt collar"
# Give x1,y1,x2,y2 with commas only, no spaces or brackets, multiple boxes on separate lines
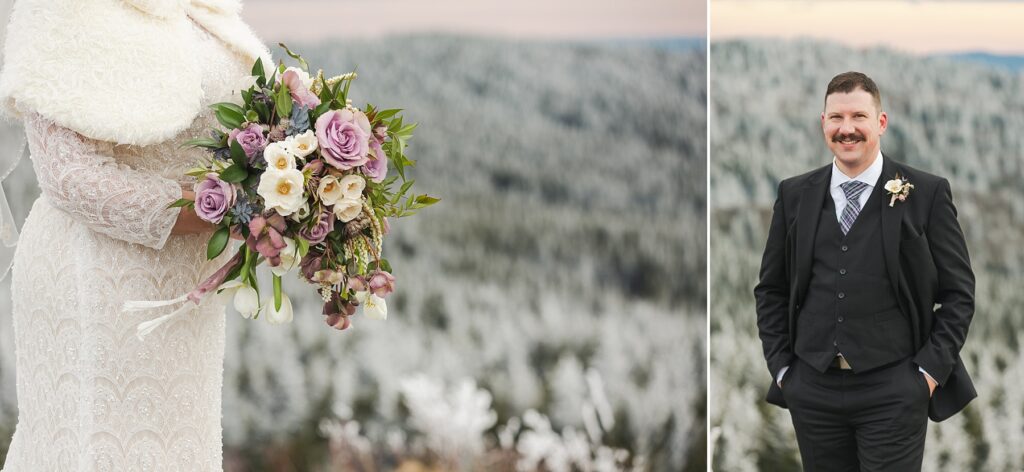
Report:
831,150,884,190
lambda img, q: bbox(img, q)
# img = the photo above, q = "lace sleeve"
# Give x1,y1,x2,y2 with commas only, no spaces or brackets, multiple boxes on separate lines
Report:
23,112,183,250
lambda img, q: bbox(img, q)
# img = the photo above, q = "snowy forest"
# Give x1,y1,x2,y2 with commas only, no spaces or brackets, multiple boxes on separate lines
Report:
710,39,1024,471
0,36,707,471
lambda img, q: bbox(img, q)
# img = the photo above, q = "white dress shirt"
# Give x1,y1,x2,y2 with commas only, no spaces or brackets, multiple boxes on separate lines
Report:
776,152,934,387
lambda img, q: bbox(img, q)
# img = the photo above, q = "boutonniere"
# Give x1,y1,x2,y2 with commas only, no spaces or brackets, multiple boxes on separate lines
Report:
884,173,914,207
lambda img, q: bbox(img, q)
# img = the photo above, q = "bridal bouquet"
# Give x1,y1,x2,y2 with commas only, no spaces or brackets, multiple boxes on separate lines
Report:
126,45,438,338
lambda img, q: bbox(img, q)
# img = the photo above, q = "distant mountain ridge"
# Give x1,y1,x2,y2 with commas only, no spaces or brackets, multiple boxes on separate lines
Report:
943,51,1024,71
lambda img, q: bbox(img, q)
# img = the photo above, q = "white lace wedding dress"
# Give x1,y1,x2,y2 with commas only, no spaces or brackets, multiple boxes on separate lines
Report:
2,19,251,471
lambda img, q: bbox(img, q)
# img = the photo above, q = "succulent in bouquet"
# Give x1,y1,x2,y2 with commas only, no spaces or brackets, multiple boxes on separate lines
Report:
126,44,439,339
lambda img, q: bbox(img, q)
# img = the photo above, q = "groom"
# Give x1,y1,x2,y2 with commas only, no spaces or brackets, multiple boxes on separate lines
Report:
753,71,977,471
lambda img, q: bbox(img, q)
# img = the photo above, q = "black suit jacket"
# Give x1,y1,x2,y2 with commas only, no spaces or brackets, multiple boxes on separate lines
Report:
753,155,977,422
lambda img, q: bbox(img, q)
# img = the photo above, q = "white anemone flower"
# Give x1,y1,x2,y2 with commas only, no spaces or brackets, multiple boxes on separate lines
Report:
355,291,387,320
271,237,303,277
257,167,305,216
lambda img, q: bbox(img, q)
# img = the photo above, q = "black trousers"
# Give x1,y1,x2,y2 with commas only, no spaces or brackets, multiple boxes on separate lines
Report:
781,357,930,472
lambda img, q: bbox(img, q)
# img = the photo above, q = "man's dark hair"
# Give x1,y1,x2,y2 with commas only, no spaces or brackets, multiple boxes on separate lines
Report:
825,71,882,112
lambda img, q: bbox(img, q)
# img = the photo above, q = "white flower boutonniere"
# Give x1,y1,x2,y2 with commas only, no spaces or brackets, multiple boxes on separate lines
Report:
884,173,914,207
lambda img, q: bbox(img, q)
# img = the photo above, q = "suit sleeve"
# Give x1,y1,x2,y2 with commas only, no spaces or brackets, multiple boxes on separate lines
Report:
754,181,794,378
913,178,975,385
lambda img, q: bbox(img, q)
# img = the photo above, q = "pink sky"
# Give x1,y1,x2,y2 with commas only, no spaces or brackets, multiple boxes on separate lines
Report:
712,1,1024,55
241,0,705,42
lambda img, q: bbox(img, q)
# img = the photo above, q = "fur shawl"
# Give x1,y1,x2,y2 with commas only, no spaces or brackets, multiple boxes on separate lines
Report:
0,0,273,146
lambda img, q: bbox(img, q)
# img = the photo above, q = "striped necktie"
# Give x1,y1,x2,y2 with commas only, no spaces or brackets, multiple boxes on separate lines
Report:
839,180,870,235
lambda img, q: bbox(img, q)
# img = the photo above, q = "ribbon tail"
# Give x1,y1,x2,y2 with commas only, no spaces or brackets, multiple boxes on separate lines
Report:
122,293,190,312
135,301,195,341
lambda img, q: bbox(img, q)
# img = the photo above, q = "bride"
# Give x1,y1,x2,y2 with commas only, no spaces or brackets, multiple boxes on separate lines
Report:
0,0,271,469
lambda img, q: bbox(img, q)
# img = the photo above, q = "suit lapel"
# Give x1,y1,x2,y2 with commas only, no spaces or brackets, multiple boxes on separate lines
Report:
880,155,906,296
794,164,831,303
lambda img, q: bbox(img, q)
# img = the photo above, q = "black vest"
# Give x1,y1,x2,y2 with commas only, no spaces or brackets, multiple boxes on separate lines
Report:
794,181,912,373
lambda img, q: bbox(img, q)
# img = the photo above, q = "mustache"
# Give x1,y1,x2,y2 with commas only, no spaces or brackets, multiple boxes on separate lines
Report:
832,132,865,143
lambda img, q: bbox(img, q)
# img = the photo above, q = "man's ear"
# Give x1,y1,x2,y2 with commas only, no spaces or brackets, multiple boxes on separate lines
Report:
121,0,186,19
878,111,888,136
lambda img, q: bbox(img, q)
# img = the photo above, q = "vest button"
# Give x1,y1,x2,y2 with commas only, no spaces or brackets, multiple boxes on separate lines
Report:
839,268,847,275
838,292,846,299
841,245,849,252
838,316,845,323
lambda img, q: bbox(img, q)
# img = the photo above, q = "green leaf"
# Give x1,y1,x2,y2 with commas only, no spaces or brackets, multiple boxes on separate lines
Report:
398,179,415,197
330,80,342,101
397,122,418,136
166,198,194,209
375,109,402,121
211,102,246,116
312,102,332,121
243,171,261,189
414,194,440,207
215,108,245,130
275,82,293,119
341,70,354,101
379,258,392,273
220,164,249,183
229,140,247,167
318,74,333,103
296,238,310,258
185,167,211,178
277,43,309,72
273,274,283,311
254,101,271,123
251,57,266,79
246,110,259,123
207,227,230,260
180,137,222,149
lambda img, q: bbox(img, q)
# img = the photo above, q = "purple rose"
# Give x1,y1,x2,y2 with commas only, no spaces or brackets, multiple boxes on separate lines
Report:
315,109,370,170
361,139,387,183
368,270,395,297
282,68,321,109
301,210,334,244
194,173,235,224
228,123,267,162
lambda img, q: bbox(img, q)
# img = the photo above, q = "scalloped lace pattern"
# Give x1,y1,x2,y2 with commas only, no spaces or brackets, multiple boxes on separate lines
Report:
1,21,249,472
